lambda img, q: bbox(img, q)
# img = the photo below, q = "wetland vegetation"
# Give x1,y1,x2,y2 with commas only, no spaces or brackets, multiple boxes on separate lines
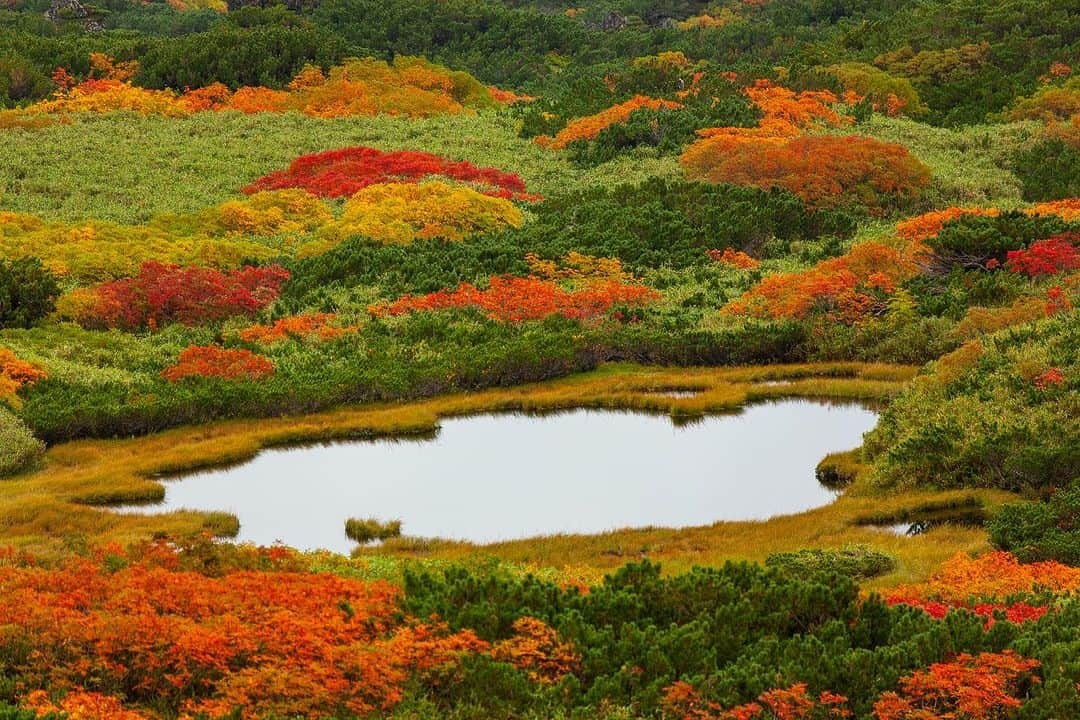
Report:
0,0,1078,716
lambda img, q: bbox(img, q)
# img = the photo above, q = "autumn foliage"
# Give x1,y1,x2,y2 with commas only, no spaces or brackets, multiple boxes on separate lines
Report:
537,95,684,149
708,247,760,269
371,276,660,323
724,241,923,323
313,180,524,248
872,652,1040,720
237,313,353,344
895,207,1001,241
0,347,47,404
61,262,289,330
662,681,851,720
13,56,515,124
1005,232,1080,277
243,146,536,201
0,191,325,283
742,79,851,136
0,540,493,719
161,346,275,382
681,133,931,211
886,551,1080,605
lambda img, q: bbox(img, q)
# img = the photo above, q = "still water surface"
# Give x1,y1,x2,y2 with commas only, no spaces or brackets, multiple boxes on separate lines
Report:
120,400,877,553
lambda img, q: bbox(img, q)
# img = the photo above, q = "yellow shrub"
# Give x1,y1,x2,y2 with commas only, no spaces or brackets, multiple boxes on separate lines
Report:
320,181,524,245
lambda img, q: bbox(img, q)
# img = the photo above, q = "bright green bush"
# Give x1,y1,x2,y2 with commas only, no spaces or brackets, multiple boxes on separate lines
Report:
765,545,897,579
0,407,44,477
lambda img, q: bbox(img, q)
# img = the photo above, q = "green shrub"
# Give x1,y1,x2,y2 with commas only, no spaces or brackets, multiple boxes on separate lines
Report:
866,312,1080,492
1013,138,1080,202
924,212,1074,271
0,407,44,478
0,258,59,330
989,479,1080,564
765,545,897,579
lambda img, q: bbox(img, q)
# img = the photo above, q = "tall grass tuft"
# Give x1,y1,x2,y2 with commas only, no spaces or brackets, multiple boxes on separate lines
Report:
345,517,402,544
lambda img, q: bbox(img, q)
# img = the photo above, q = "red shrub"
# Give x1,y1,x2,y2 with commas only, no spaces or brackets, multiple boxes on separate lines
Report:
76,262,289,330
161,345,275,382
243,147,538,201
1005,233,1080,277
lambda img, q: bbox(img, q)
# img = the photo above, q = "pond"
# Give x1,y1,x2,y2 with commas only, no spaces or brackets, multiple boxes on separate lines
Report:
118,399,878,553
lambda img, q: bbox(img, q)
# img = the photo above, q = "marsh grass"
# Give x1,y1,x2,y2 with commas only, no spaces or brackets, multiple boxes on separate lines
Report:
345,517,402,544
0,361,1013,587
815,448,864,490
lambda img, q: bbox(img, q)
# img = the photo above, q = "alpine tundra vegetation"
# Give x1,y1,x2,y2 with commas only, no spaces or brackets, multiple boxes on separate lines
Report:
0,0,1078,717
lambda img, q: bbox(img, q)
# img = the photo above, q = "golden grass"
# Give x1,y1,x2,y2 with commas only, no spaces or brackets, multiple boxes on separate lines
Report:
0,361,1010,587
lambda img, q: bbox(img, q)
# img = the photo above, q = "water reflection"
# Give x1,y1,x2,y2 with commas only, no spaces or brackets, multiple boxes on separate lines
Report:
117,400,878,553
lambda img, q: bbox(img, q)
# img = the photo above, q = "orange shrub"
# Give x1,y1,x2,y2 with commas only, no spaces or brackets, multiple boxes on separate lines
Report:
161,345,275,382
895,207,1001,241
491,617,580,685
743,79,851,136
887,551,1080,604
12,56,509,125
662,681,851,720
723,241,923,323
681,133,930,211
0,347,47,404
537,95,684,149
872,652,1040,720
707,247,760,269
1,542,488,720
1028,197,1080,222
237,313,354,344
370,276,660,323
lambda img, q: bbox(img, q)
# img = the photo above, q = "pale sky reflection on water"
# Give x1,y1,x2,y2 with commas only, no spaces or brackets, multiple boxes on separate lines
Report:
119,399,878,553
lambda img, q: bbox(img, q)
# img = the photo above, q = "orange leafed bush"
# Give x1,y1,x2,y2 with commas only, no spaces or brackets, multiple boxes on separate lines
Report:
743,79,851,136
887,551,1080,604
161,345,275,382
662,681,851,720
537,95,683,149
707,247,760,269
237,313,354,344
872,652,1040,720
1028,197,1080,222
23,690,151,720
681,133,930,211
723,241,923,323
895,207,1001,241
491,617,580,685
0,347,47,404
371,276,660,323
2,541,488,720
